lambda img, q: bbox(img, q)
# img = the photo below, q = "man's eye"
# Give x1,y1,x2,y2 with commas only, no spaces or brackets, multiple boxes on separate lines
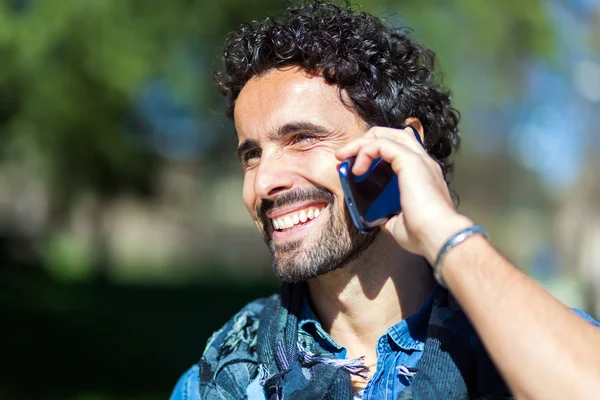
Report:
243,149,261,167
291,133,318,144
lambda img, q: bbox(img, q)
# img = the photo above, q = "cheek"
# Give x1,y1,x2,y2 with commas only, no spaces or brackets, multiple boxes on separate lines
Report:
242,174,257,214
303,151,342,191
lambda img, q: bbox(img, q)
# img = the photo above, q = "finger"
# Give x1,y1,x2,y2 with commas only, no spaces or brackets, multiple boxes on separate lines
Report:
382,214,410,248
336,127,425,161
381,214,399,235
351,138,402,175
351,139,419,176
335,137,373,160
366,126,426,154
351,138,395,175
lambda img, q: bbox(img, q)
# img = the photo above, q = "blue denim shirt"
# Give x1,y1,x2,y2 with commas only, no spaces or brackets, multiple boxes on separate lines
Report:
297,289,433,399
170,293,600,400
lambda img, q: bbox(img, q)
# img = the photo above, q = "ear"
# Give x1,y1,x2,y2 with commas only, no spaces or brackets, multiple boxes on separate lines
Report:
402,117,425,145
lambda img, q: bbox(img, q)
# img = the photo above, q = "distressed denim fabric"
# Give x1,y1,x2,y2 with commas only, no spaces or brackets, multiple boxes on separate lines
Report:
170,365,200,400
297,289,434,399
195,297,267,399
170,289,600,400
170,291,431,400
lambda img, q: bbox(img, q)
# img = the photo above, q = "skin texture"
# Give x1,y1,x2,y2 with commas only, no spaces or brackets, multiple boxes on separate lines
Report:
235,67,600,399
235,67,434,370
235,67,379,283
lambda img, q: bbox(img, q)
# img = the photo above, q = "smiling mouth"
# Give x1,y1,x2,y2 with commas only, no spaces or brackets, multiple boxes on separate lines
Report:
271,203,328,232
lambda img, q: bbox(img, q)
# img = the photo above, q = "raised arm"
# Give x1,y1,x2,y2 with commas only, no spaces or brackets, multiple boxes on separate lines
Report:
434,224,600,399
336,125,600,400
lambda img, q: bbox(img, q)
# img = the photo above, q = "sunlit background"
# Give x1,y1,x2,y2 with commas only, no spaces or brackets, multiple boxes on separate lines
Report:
2,0,600,399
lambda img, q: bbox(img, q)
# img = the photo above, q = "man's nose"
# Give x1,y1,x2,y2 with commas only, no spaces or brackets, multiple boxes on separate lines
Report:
254,153,294,199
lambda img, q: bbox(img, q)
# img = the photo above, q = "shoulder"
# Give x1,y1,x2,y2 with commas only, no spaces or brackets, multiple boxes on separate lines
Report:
170,295,279,400
201,294,277,360
170,365,200,400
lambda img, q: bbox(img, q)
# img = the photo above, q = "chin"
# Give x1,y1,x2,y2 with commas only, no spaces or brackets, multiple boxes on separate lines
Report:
272,263,335,283
270,241,368,283
266,205,380,283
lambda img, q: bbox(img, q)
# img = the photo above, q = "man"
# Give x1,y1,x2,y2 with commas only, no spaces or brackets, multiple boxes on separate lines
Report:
171,2,600,399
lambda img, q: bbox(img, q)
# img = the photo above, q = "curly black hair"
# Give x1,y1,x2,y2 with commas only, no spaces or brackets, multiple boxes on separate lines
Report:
215,0,461,188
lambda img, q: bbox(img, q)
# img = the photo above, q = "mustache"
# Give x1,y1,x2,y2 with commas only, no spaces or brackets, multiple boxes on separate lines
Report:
257,187,334,226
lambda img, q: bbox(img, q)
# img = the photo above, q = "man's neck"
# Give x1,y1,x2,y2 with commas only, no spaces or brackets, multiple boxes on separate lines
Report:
306,233,435,362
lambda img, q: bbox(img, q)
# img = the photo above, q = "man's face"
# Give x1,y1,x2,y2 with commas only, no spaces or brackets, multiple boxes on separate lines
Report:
234,67,378,282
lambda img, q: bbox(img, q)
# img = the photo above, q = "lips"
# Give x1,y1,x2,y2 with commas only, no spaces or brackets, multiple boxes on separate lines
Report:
269,205,328,242
271,203,327,231
257,187,334,241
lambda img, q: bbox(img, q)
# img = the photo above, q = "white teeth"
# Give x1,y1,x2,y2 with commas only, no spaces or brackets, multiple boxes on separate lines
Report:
284,216,293,229
299,210,307,223
272,206,326,230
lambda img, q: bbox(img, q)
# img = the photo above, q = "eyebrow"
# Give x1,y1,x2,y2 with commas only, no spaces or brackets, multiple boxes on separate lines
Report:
236,121,333,162
270,121,333,140
236,138,259,162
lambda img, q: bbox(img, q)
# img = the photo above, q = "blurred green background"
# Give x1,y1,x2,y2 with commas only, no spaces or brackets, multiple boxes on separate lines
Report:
2,0,600,399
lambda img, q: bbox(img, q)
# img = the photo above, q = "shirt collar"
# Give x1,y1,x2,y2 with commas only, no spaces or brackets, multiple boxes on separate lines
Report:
298,285,437,353
298,297,346,355
387,286,436,351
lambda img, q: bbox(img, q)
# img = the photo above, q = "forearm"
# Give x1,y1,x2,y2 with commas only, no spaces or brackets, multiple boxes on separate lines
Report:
336,126,600,397
436,231,600,399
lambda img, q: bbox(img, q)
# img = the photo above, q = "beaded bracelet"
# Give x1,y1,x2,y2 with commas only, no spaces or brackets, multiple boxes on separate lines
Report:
433,225,488,288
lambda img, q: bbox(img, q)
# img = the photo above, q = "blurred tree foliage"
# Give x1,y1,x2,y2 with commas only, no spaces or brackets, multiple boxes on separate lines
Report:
0,0,559,279
0,0,553,219
0,0,552,217
0,1,568,399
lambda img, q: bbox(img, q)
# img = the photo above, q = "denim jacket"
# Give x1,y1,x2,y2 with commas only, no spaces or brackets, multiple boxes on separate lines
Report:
170,290,599,400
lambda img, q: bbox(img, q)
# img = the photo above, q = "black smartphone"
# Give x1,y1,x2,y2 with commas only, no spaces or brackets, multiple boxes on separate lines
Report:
338,127,423,232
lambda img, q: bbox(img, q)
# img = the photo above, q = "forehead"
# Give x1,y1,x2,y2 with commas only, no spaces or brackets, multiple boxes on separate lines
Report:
233,67,364,141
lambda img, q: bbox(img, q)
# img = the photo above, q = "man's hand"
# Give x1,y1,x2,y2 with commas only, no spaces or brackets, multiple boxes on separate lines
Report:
335,126,471,262
338,126,600,400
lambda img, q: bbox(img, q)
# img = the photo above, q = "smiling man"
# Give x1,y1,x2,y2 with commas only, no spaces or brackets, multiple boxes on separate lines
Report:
236,69,381,284
170,2,600,399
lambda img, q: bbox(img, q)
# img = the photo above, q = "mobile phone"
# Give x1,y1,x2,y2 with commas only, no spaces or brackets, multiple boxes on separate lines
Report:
338,127,423,232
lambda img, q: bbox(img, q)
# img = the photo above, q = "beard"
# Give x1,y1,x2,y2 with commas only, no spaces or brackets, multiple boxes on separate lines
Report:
257,187,379,283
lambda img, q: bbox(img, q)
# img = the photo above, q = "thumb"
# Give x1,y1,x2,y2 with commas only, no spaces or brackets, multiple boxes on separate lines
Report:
382,215,398,235
382,214,412,251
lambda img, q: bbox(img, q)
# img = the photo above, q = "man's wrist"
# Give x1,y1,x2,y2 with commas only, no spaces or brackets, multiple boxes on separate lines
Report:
421,214,474,265
433,225,488,287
